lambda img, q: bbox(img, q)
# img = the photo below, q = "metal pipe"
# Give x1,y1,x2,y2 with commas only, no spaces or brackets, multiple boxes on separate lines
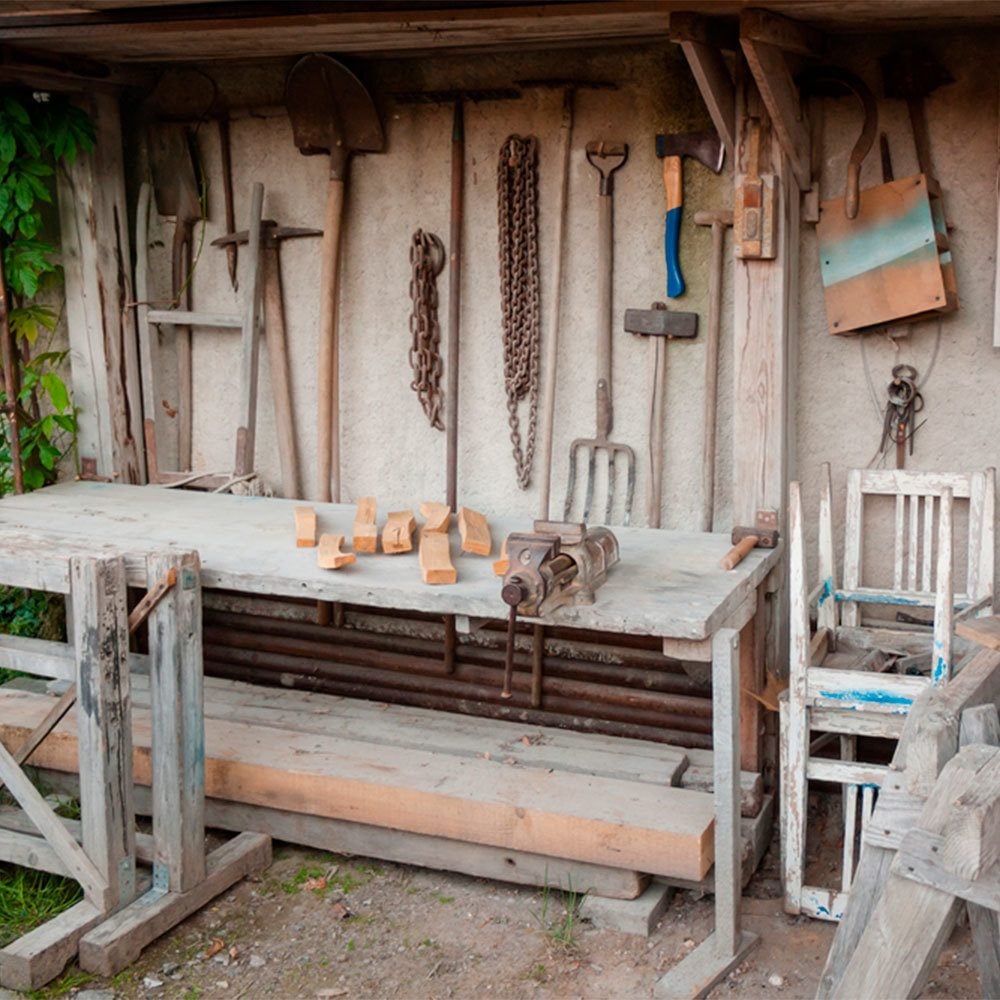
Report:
445,98,463,509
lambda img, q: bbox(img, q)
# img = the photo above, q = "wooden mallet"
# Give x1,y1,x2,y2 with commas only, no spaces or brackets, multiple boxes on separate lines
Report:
721,509,779,570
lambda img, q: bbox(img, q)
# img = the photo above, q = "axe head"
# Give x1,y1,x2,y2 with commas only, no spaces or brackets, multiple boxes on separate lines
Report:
656,129,725,173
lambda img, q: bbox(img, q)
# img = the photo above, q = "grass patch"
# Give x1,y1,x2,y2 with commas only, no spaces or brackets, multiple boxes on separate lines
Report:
535,876,585,950
24,965,93,999
434,893,455,904
0,864,83,948
281,862,376,897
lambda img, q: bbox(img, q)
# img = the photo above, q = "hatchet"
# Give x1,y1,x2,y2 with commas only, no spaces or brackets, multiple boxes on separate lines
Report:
655,129,725,298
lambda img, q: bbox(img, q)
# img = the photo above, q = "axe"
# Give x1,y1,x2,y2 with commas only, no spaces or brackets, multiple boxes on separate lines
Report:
655,129,725,298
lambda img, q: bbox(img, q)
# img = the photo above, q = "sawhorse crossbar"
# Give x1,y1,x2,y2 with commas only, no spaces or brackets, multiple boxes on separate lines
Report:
0,538,270,989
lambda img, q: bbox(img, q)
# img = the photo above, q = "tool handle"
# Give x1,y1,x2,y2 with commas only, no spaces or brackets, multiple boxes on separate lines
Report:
317,175,345,503
662,155,684,298
720,534,759,571
595,191,613,437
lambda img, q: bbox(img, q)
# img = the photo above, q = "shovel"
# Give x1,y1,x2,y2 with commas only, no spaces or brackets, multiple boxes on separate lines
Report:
285,54,385,504
564,141,635,526
148,121,202,472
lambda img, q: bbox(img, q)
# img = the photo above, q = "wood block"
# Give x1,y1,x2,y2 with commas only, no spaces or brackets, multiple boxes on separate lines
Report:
293,506,316,548
458,507,491,556
493,537,509,577
956,615,1000,652
382,511,416,555
419,531,456,585
352,497,378,554
317,534,356,571
419,501,451,534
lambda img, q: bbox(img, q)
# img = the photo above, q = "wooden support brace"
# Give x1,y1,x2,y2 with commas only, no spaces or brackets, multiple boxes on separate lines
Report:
293,506,316,548
127,567,178,633
419,501,451,534
419,531,456,585
382,511,416,554
317,534,356,570
458,507,491,556
353,496,378,553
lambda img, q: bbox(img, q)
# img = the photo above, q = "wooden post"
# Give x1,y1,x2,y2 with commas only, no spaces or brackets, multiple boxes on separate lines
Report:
70,554,136,909
57,92,145,484
146,551,206,892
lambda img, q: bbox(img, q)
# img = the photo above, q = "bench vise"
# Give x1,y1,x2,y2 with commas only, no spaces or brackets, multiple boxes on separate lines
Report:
499,521,619,697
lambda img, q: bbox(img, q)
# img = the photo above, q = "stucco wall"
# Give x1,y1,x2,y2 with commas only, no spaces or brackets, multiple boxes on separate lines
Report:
136,42,732,529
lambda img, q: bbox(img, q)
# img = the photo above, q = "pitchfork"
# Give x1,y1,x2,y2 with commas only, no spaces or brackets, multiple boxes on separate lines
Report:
563,141,635,526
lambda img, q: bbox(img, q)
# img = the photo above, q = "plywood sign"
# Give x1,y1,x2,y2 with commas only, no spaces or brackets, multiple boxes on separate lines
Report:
817,173,957,335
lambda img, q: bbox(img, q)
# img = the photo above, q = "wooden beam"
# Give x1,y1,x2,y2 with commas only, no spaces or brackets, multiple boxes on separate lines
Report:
458,507,492,556
676,32,736,162
739,7,825,56
739,14,812,190
668,11,738,50
57,91,145,483
352,496,378,553
317,534,356,570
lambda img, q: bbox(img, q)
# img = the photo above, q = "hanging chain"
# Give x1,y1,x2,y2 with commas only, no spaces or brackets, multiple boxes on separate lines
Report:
408,229,446,431
878,363,925,467
497,134,541,490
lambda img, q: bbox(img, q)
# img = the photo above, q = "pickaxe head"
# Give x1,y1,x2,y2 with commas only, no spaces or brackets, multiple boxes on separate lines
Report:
211,220,322,250
656,129,725,173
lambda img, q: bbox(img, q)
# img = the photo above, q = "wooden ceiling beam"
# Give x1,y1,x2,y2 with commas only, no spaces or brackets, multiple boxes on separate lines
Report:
739,9,816,191
670,13,736,163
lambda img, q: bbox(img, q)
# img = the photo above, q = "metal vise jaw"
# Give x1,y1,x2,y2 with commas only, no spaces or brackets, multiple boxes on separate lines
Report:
502,521,620,618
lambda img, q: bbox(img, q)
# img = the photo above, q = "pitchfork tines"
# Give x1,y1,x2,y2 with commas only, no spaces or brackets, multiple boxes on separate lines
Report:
564,434,636,526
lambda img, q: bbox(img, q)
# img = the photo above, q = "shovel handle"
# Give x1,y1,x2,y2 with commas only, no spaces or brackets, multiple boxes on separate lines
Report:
663,155,684,298
595,191,613,437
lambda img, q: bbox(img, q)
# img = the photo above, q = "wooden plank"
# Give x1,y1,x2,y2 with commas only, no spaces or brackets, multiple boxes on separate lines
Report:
899,827,1000,911
907,494,919,590
0,899,103,991
317,534,356,570
0,826,76,877
0,634,75,680
419,501,451,533
57,91,144,483
352,496,378,553
0,690,717,880
233,182,264,478
738,587,764,771
811,706,906,738
293,505,316,548
931,487,953,684
677,35,736,162
0,807,156,866
840,469,863,628
382,511,416,555
857,468,976,498
70,555,135,910
419,530,456,585
78,832,271,977
145,309,241,328
921,493,934,592
146,551,205,893
738,6,826,55
817,463,837,633
0,482,781,641
458,507,492,556
893,493,905,591
957,615,1000,651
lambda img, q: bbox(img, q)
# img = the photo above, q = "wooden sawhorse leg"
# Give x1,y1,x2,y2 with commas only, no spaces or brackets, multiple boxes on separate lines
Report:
655,628,759,998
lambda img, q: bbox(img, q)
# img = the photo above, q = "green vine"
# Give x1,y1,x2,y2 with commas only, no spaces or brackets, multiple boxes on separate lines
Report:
0,88,94,495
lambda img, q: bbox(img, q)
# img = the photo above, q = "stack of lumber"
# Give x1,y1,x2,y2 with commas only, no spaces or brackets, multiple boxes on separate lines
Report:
0,677,718,883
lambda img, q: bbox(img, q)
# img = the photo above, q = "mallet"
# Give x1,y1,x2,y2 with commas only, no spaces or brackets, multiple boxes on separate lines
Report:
721,509,780,570
624,303,697,528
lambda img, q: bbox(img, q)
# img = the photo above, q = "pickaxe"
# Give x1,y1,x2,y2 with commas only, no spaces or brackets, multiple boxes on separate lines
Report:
212,221,321,500
655,129,725,298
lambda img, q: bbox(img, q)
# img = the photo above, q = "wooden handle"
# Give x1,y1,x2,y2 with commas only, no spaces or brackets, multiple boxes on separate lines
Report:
662,155,684,298
720,534,759,571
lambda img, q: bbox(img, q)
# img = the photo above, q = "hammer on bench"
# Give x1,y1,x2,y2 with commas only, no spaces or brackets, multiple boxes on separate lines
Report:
624,303,697,528
213,221,321,499
655,129,724,299
721,509,780,570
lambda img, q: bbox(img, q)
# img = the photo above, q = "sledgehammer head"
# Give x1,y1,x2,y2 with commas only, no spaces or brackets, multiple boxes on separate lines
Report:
624,303,698,339
655,129,725,173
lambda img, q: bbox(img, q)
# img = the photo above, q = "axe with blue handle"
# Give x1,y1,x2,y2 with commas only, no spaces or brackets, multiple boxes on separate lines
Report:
655,129,725,298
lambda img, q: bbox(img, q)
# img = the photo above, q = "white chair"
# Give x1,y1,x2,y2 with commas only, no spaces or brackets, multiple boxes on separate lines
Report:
781,466,995,921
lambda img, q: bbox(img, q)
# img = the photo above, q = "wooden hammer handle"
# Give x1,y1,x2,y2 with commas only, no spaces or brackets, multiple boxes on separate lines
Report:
721,534,759,571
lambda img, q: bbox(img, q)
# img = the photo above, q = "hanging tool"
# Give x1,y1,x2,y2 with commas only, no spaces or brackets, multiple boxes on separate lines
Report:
515,79,615,520
147,122,202,472
285,54,385,505
623,303,698,529
881,47,954,182
654,129,724,297
499,521,619,698
734,118,775,260
564,141,635,526
497,133,541,490
212,220,321,499
693,209,733,532
799,67,877,219
720,510,779,571
408,229,446,431
878,364,924,469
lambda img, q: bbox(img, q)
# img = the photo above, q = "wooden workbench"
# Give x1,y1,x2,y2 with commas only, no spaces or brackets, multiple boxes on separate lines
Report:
0,482,781,997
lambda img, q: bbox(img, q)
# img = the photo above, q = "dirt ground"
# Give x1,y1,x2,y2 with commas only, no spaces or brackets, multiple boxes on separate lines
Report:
39,827,982,1000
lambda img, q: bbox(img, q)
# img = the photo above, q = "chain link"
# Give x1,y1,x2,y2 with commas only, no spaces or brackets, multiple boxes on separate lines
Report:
408,229,446,431
497,134,541,490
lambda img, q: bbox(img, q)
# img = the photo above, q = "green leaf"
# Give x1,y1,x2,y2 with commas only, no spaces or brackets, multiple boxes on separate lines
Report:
40,372,70,412
23,466,44,491
13,175,33,212
0,132,14,165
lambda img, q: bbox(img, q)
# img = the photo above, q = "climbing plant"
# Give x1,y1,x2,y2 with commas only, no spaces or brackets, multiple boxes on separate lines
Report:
0,87,94,495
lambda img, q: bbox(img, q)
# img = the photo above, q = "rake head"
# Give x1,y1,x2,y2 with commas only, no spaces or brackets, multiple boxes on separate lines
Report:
563,439,636,526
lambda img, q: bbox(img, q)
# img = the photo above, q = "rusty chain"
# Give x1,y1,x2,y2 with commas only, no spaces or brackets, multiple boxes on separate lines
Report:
497,134,541,490
408,229,446,431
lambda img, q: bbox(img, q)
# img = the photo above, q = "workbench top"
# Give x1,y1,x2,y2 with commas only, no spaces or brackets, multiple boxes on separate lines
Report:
0,482,780,640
